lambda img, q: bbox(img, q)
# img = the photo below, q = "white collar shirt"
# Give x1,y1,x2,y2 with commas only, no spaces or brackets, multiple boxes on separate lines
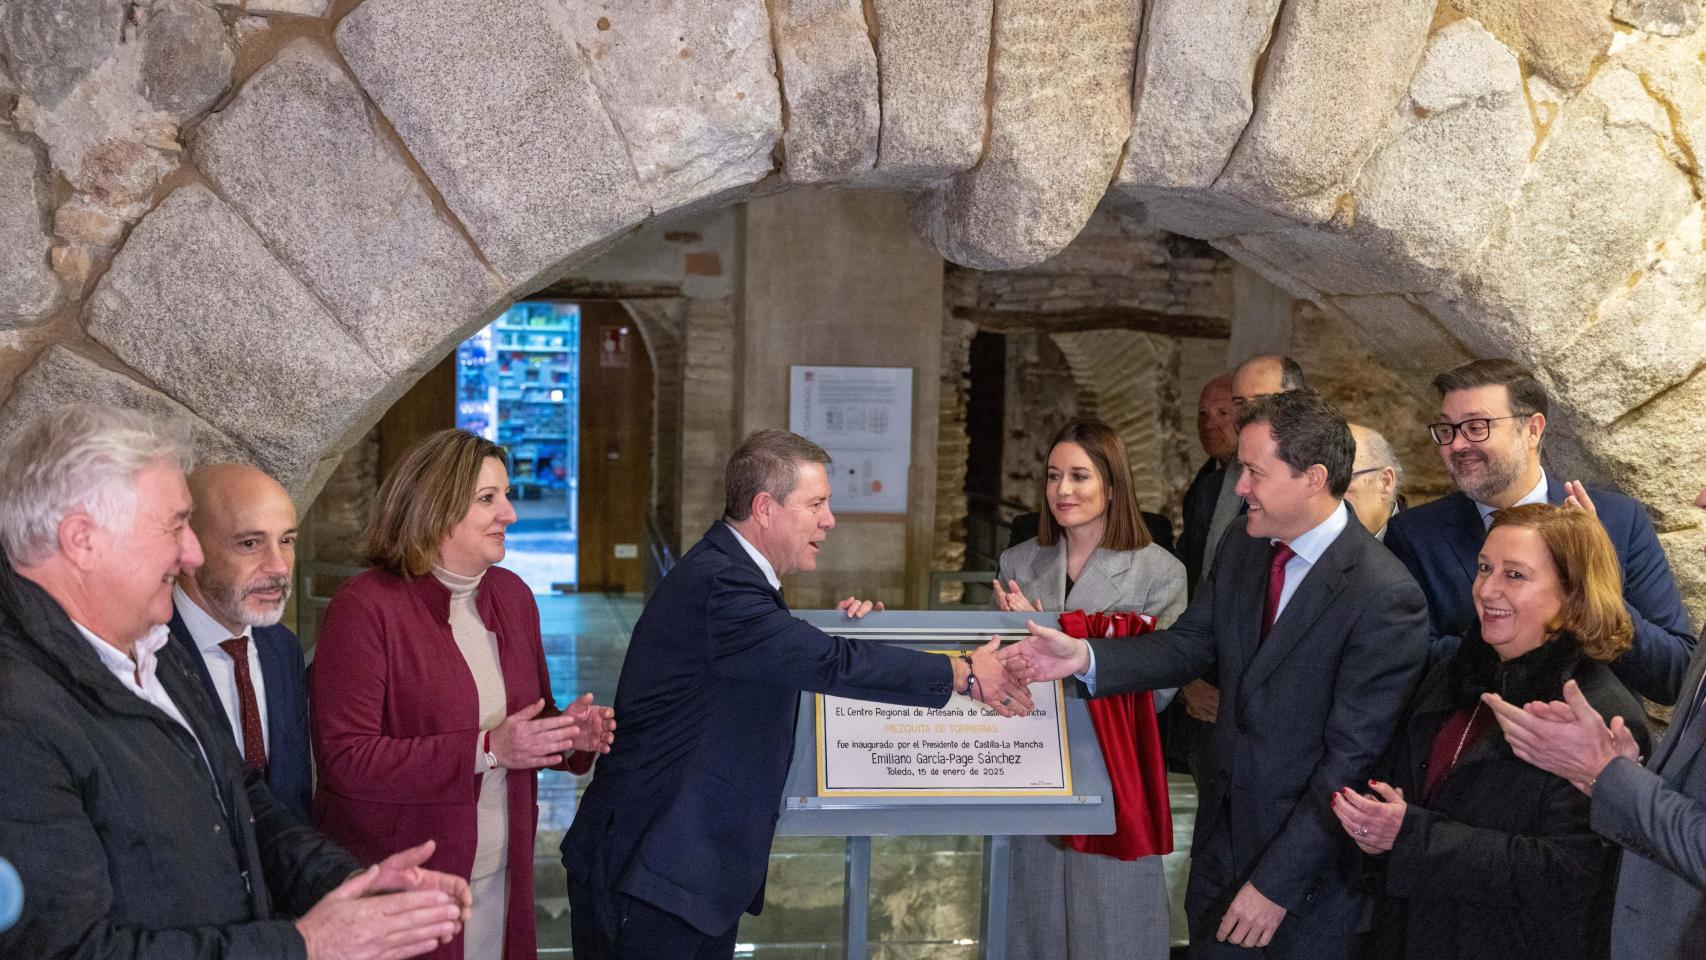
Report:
1475,473,1549,529
74,620,213,778
1270,501,1352,621
173,584,269,759
726,523,783,592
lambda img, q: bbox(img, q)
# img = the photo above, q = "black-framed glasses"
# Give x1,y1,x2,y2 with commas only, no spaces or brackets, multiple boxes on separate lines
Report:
1428,415,1525,445
1349,466,1383,479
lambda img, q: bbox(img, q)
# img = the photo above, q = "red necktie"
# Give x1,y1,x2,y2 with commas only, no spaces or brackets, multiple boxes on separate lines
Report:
218,637,268,773
1260,543,1296,641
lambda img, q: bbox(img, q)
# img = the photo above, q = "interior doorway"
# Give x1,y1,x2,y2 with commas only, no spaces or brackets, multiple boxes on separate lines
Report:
574,302,653,594
457,301,583,593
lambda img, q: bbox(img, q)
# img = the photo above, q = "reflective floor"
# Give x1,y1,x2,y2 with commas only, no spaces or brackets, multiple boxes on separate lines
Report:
531,593,1197,957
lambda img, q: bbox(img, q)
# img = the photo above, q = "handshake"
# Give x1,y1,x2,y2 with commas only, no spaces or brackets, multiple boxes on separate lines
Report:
951,636,1039,718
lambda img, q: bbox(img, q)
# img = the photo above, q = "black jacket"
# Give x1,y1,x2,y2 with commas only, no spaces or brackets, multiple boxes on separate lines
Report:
1179,457,1225,595
1366,632,1651,960
0,552,361,959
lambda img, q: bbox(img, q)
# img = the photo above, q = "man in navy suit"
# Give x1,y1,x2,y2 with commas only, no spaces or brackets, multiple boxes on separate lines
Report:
563,429,1034,960
1386,359,1696,704
169,463,313,822
1001,391,1430,958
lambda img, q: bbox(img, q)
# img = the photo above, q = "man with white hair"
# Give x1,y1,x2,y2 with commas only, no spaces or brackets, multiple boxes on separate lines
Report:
169,463,315,822
1344,423,1404,541
0,404,471,960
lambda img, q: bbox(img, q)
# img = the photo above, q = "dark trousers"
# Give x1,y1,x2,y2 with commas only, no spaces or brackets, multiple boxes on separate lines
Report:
569,876,739,960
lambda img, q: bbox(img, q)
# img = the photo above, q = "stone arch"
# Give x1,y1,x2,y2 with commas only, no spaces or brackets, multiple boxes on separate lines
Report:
2,0,1703,608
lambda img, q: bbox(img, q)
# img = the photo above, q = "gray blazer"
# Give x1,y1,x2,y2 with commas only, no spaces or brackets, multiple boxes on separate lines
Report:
999,537,1187,711
997,537,1188,630
1593,648,1706,960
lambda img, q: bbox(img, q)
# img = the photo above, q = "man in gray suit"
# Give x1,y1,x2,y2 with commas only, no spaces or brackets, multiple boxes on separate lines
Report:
1001,390,1431,958
1486,480,1706,959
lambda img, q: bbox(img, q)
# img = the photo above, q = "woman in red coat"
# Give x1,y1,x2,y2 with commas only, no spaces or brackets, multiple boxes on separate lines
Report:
312,429,616,960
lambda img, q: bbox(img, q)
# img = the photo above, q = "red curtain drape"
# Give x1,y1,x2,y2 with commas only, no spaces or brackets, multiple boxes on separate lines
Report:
1057,609,1173,860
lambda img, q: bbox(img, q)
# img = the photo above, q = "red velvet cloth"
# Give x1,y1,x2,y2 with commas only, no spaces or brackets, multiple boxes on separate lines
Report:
1058,609,1174,860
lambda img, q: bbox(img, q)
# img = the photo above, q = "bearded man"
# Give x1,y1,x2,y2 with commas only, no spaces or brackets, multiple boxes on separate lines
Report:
1384,359,1696,704
170,463,315,820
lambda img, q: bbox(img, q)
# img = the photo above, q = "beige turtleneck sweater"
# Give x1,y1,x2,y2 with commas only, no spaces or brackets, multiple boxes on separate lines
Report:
433,565,509,881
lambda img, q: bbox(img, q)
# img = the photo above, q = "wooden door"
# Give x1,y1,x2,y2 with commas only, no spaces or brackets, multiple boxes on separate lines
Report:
576,302,654,593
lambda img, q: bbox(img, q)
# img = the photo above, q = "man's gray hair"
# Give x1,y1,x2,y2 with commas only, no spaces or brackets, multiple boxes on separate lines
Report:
723,429,831,522
1358,426,1406,491
0,404,195,566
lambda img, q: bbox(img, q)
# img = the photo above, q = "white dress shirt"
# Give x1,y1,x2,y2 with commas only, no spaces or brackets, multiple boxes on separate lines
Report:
1080,502,1352,692
173,584,270,760
1475,474,1549,529
75,619,213,777
726,523,783,591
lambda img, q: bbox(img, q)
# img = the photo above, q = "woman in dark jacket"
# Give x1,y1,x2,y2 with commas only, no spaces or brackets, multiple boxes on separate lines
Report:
1333,503,1650,960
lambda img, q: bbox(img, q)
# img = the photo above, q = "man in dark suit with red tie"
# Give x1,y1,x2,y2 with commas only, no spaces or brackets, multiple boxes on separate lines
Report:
1002,391,1431,958
168,463,313,822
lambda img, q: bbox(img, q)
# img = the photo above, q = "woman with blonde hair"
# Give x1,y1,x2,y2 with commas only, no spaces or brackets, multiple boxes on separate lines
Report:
312,429,615,960
1334,503,1649,959
993,418,1187,960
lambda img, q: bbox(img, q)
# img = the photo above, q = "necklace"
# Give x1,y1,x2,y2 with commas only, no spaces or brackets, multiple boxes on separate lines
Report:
1449,702,1484,769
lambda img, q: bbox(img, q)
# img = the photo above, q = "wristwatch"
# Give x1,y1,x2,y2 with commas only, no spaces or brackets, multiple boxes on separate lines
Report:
483,730,499,771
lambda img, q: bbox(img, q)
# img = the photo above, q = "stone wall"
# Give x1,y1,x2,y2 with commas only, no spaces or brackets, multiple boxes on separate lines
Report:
3,0,1703,619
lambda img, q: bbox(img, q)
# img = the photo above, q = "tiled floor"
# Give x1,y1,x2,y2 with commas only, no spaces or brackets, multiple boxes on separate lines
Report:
531,593,1197,957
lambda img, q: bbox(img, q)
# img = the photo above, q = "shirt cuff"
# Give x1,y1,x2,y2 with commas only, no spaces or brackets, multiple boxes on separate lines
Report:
1074,641,1097,696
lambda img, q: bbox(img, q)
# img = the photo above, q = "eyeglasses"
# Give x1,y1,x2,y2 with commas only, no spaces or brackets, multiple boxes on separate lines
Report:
1428,415,1525,445
1349,466,1383,479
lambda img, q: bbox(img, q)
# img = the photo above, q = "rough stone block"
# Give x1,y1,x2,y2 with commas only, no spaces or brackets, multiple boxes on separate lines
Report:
1222,20,1533,298
1449,0,1613,88
1550,205,1706,425
1117,0,1284,191
0,128,62,327
1580,370,1706,532
1431,64,1697,364
912,0,1142,270
0,0,125,109
1614,0,1700,36
246,0,332,15
771,0,879,183
1329,294,1475,385
193,42,506,377
0,345,254,466
1217,0,1435,223
138,0,234,121
84,185,387,489
562,0,780,213
336,0,650,286
869,0,991,184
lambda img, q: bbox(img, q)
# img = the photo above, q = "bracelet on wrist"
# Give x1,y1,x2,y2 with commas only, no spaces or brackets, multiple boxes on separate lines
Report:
958,651,978,697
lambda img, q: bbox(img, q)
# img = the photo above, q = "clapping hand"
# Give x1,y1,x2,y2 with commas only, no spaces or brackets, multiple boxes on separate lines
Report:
559,692,617,754
1561,480,1598,516
992,579,1044,613
370,840,472,930
1331,781,1406,855
1482,680,1638,794
488,698,581,770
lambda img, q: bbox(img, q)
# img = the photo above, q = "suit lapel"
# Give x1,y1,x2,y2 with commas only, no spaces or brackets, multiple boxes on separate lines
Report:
1240,522,1355,696
253,627,293,750
1223,528,1268,679
1065,548,1131,613
1445,494,1485,584
1653,654,1706,772
1022,541,1068,611
167,608,225,729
